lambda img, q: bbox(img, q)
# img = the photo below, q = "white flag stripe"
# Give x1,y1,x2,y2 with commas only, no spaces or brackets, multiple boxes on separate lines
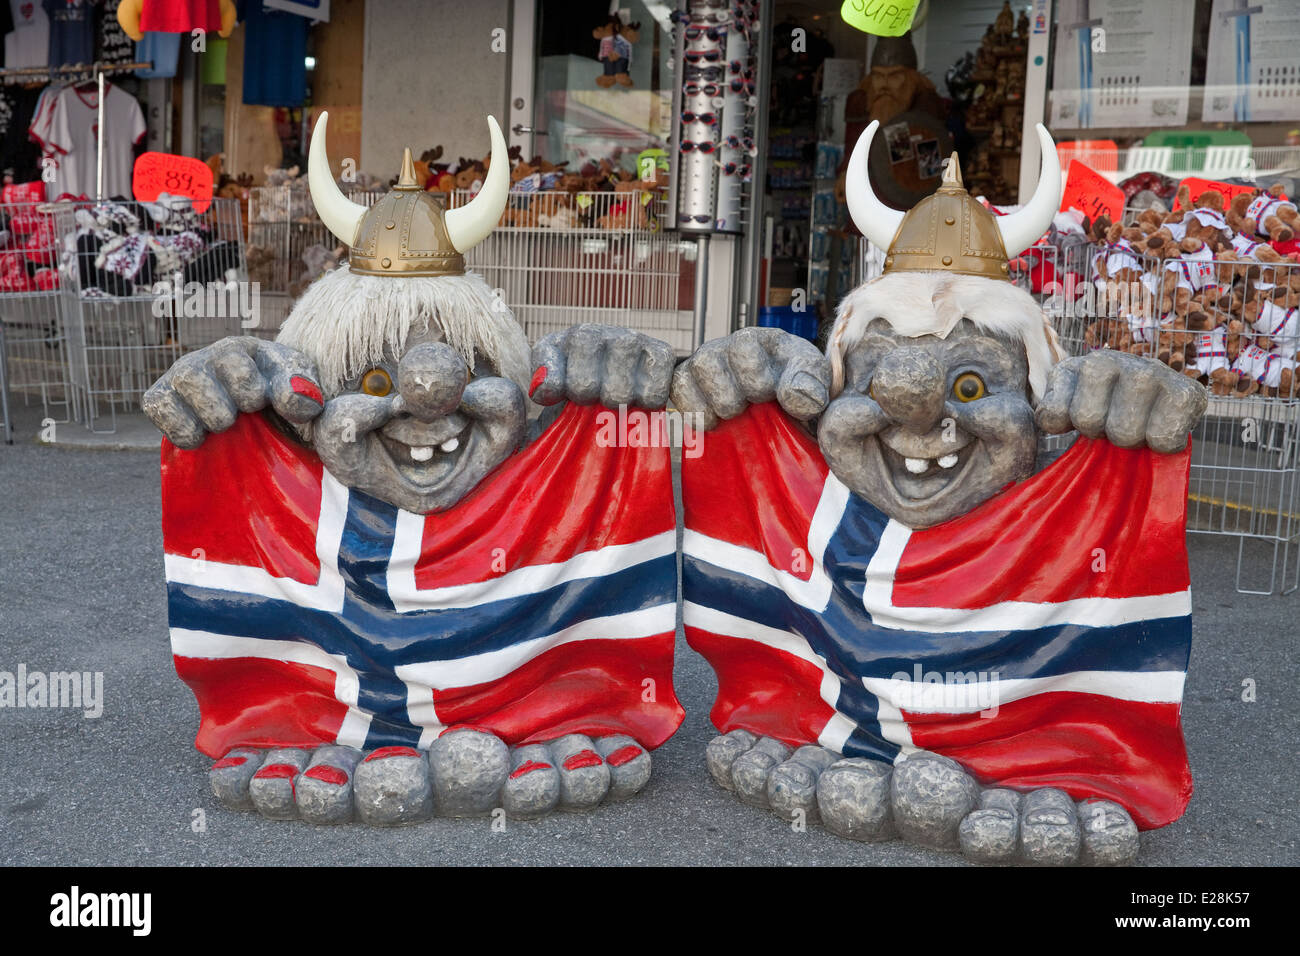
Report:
682,473,849,613
164,470,350,613
683,601,847,739
170,626,372,746
863,669,1186,715
862,516,1192,631
388,518,676,612
686,473,1192,632
399,603,677,748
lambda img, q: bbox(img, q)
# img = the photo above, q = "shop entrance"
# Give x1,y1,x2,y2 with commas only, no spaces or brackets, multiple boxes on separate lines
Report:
757,0,1031,331
497,1,699,353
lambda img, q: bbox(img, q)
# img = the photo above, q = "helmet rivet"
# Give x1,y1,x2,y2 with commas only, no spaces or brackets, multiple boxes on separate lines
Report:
385,220,396,230
381,257,392,268
945,216,955,225
942,255,952,266
1000,262,1009,272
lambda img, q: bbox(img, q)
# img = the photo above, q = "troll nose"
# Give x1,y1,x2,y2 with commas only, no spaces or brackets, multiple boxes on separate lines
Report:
871,348,946,433
397,343,468,422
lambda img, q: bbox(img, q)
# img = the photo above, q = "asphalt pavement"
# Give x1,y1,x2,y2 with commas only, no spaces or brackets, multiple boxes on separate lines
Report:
0,406,1296,866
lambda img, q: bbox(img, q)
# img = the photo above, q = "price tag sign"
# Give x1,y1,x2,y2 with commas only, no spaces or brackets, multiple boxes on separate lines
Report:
132,152,214,213
1178,176,1282,206
840,0,918,36
1060,160,1125,222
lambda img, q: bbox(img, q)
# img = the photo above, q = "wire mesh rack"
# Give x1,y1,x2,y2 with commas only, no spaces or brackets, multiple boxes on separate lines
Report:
51,196,250,433
251,183,698,354
453,187,697,353
0,201,73,424
246,182,385,339
1053,239,1300,594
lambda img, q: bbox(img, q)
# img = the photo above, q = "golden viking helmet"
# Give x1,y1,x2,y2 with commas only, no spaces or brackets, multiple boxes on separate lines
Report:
308,112,509,277
845,121,1061,279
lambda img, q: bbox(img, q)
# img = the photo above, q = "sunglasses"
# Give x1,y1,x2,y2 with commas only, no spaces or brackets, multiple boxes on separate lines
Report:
685,25,727,41
729,78,755,95
728,61,753,78
682,111,719,125
719,161,751,176
679,140,717,154
723,135,755,151
681,213,714,223
683,82,722,96
684,65,724,81
685,49,723,63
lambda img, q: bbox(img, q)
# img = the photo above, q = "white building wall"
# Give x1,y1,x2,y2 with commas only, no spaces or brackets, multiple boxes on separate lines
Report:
361,0,512,175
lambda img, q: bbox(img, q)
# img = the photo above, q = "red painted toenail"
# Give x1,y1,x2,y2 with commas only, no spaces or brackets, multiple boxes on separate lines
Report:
291,375,324,405
562,750,603,771
304,765,349,785
528,367,547,397
253,763,298,779
363,746,421,762
212,756,248,770
605,745,642,767
509,760,553,779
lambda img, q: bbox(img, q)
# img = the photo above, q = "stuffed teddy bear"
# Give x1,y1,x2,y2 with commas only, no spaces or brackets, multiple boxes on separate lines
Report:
593,16,638,88
1233,185,1300,243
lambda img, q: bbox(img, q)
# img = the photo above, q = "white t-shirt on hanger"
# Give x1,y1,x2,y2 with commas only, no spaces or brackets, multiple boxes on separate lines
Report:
5,0,51,69
32,83,146,200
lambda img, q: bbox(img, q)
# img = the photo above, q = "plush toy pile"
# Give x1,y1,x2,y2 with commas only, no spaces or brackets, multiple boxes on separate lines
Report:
0,209,60,293
1082,182,1300,398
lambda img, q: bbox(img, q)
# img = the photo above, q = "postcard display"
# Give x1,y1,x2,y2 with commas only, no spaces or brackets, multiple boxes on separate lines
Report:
675,0,759,234
1203,0,1300,123
1049,0,1195,129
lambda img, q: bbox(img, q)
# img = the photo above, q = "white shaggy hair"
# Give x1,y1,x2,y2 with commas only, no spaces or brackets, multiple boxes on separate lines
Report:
277,267,532,399
827,271,1064,403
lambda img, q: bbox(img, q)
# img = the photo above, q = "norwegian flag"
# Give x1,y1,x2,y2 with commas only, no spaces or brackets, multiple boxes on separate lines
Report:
162,403,683,758
682,403,1194,829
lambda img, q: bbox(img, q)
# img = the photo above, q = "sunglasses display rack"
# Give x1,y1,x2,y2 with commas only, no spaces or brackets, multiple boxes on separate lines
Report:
673,0,759,234
715,2,758,234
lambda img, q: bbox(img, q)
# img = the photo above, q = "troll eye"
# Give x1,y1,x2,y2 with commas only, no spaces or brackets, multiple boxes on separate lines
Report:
360,368,393,397
953,372,986,402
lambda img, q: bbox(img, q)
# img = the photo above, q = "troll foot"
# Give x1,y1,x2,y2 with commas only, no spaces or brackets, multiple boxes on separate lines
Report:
707,731,1139,865
208,729,652,825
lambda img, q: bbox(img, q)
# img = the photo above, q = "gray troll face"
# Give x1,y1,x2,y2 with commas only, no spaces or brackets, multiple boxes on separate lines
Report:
305,326,526,515
819,318,1038,528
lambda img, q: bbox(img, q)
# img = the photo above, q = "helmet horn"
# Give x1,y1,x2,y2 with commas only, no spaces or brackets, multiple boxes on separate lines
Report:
845,120,906,251
308,111,367,247
444,116,509,255
995,124,1062,257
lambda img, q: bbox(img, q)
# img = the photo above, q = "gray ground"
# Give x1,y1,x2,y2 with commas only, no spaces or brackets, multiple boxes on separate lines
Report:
0,405,1296,866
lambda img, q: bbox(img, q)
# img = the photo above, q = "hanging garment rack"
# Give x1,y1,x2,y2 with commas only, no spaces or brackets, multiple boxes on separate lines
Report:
0,60,155,82
0,61,155,201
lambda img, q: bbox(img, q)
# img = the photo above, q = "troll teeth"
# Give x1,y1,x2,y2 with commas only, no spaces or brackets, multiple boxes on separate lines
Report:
904,457,929,474
410,446,433,462
937,453,959,469
440,437,460,453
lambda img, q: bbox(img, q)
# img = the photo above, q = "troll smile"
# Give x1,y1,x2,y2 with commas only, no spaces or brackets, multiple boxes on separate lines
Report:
875,430,976,501
378,414,471,488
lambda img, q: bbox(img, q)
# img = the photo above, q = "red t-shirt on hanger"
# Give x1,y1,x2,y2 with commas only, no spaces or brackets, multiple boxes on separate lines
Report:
139,0,222,34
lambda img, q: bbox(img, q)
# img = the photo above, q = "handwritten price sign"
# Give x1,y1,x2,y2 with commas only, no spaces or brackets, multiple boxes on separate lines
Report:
132,152,214,213
1179,176,1283,206
1060,160,1125,223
